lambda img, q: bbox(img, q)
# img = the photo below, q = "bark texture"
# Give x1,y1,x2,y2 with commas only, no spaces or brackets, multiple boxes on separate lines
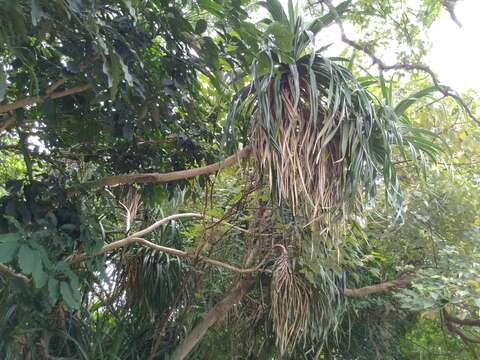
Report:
99,146,252,187
343,277,413,298
173,277,255,360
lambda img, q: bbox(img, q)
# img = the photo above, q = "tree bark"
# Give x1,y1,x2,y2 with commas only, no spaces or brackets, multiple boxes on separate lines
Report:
343,277,413,298
173,277,255,360
0,114,16,133
99,146,252,187
67,146,252,195
443,309,480,327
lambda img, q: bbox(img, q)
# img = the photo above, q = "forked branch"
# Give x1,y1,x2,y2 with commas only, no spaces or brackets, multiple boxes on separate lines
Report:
71,212,266,274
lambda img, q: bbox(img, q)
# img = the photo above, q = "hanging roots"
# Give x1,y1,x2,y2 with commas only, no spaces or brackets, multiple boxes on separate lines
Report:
271,245,312,355
118,187,142,232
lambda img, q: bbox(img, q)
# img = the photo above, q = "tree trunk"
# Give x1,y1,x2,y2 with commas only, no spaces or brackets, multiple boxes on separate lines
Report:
173,277,255,360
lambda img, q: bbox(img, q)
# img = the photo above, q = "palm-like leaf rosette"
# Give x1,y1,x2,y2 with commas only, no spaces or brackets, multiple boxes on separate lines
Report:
226,0,443,354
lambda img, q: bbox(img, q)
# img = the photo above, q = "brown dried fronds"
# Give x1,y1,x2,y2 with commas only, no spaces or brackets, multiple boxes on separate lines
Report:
252,75,346,224
271,244,312,355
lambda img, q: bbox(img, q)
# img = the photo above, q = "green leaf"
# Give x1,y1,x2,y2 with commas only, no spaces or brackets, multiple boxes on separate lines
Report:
258,0,288,23
31,0,48,26
195,19,208,34
110,52,122,100
32,254,47,288
0,71,7,102
266,21,294,53
308,0,350,35
0,233,21,263
60,281,80,310
394,86,439,116
200,37,220,71
48,278,60,303
255,52,272,77
197,0,223,16
17,245,35,274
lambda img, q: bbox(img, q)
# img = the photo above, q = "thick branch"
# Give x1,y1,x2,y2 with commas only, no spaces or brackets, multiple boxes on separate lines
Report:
444,310,480,327
0,113,16,133
69,146,252,194
446,321,480,344
173,277,255,360
322,0,479,126
344,277,413,298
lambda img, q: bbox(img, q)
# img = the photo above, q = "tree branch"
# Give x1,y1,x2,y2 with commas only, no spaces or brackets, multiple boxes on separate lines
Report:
343,277,414,298
71,213,266,274
446,321,480,344
0,54,101,118
173,277,256,360
0,113,16,133
322,0,479,126
0,263,30,283
444,309,480,327
0,83,92,115
69,146,252,194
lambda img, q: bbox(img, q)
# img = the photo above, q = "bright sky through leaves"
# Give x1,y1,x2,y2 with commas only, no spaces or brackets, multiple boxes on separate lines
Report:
428,0,480,91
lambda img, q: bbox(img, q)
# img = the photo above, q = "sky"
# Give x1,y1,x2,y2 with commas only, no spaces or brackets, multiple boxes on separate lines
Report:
428,0,480,92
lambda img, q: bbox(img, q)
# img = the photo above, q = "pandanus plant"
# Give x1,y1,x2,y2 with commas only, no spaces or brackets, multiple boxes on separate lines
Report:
228,0,440,224
227,0,442,354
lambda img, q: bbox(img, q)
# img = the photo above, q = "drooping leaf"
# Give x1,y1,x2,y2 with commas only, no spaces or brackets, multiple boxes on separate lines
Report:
308,0,351,35
258,0,288,24
31,0,48,26
60,281,80,309
195,19,208,34
18,245,35,274
32,254,47,288
394,86,439,116
0,233,21,263
0,71,7,102
48,278,60,303
266,21,294,53
110,52,122,100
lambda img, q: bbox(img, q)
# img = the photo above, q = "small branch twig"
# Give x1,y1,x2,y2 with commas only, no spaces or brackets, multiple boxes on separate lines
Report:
149,271,194,359
322,0,479,126
71,213,266,274
0,263,30,282
444,309,480,327
76,236,265,274
0,54,101,118
0,83,92,115
1,211,265,284
446,321,480,344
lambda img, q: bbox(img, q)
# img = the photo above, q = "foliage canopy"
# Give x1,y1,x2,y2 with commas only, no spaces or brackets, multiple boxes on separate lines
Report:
0,0,479,359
